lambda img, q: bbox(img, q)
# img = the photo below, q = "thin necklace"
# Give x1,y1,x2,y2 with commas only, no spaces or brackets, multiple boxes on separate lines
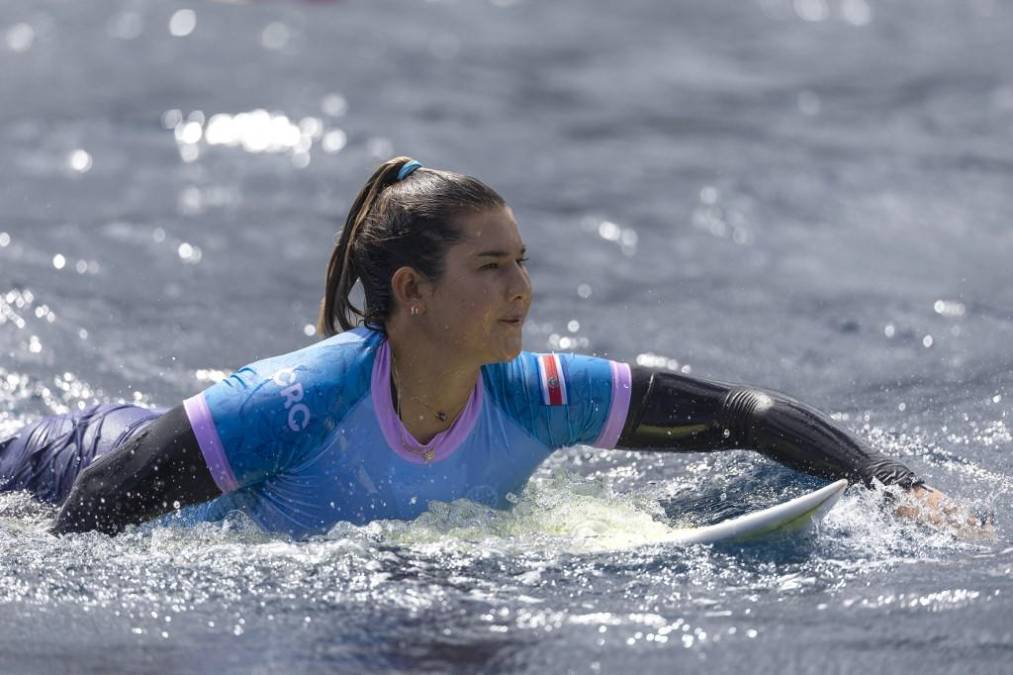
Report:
390,358,468,463
390,357,452,422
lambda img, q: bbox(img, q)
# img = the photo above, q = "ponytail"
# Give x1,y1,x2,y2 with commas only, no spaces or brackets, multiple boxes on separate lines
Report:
317,157,412,337
317,156,506,338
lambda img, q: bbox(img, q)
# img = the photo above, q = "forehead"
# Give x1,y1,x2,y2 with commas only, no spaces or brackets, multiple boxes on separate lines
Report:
451,207,524,253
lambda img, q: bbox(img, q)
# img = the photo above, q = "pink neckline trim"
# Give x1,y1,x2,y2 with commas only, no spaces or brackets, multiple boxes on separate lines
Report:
370,338,484,464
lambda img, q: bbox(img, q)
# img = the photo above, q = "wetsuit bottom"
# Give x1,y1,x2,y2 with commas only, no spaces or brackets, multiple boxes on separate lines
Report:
0,404,163,505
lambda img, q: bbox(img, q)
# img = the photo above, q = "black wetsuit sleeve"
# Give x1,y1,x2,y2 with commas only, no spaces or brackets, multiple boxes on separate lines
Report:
52,405,222,535
616,367,922,489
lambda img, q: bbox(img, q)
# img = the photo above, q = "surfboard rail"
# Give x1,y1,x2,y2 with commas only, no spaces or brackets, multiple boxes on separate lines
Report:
669,479,848,545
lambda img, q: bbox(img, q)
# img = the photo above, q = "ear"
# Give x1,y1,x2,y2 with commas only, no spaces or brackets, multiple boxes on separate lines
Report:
390,266,430,308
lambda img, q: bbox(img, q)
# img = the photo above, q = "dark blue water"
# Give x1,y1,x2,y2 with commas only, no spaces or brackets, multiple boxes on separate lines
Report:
2,1,1011,673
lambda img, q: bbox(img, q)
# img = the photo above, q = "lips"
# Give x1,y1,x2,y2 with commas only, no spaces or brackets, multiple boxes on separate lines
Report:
500,305,528,327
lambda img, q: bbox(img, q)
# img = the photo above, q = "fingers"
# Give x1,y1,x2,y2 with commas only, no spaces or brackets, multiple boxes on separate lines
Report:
893,485,996,542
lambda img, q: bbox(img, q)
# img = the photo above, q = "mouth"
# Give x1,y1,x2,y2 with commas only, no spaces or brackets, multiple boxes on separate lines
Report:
499,316,524,326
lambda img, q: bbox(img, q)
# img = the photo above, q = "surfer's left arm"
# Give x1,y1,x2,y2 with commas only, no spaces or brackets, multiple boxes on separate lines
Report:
612,367,992,537
614,366,920,487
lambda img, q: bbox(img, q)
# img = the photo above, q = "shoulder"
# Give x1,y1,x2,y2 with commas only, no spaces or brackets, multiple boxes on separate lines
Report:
480,351,538,400
207,326,382,420
481,350,627,449
244,326,380,384
484,350,615,390
482,350,616,412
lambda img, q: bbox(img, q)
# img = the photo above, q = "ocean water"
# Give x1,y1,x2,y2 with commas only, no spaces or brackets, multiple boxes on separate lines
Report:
1,1,1011,673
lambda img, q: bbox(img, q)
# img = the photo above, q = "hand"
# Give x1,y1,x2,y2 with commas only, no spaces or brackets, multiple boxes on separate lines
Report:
893,484,996,541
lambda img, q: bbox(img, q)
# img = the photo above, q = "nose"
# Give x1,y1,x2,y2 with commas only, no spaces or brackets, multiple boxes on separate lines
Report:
509,259,532,303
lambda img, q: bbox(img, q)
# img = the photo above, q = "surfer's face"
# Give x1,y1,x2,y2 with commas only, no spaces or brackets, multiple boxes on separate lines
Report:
424,206,532,364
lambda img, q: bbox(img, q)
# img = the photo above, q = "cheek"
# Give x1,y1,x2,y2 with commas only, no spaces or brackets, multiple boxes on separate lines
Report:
436,286,490,331
457,282,497,316
434,273,502,333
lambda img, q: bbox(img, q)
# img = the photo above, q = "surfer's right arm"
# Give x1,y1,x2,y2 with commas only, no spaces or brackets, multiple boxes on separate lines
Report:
614,366,922,489
52,405,221,536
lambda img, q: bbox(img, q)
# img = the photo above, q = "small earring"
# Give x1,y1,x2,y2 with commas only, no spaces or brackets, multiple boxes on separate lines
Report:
410,305,420,316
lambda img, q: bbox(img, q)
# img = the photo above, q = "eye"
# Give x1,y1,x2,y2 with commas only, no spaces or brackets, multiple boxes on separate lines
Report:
480,262,499,271
517,256,529,267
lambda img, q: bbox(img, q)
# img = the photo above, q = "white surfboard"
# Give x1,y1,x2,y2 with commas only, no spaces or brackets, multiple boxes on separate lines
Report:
669,479,848,545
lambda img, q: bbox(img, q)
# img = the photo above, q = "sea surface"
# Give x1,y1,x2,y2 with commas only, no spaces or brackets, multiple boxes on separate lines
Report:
1,1,1011,673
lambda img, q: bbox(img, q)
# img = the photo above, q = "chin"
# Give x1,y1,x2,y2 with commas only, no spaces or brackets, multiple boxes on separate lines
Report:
503,344,523,361
486,338,523,364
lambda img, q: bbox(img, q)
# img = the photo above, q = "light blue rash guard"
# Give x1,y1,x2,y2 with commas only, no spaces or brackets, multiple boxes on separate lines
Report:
175,327,633,538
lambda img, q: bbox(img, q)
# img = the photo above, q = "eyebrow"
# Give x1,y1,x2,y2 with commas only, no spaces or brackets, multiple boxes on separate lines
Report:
476,247,527,258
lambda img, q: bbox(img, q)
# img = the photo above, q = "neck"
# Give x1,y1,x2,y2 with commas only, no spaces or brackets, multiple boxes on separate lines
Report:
385,326,480,440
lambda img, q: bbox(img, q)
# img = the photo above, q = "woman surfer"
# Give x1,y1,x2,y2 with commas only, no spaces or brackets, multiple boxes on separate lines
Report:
0,158,978,537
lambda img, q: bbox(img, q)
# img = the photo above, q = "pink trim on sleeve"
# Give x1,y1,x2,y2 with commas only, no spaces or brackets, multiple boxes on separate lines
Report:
184,393,240,493
592,361,633,449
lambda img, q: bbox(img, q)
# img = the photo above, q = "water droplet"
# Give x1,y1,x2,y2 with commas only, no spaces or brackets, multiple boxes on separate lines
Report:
299,117,323,140
69,150,93,173
261,22,290,50
169,9,197,37
841,0,872,26
321,93,348,117
177,121,202,145
161,109,182,130
5,23,35,53
794,0,829,22
177,242,202,263
597,221,621,241
322,129,347,154
933,299,966,318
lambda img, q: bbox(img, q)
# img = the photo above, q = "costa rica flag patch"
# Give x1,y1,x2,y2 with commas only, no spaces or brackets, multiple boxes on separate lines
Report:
536,353,568,406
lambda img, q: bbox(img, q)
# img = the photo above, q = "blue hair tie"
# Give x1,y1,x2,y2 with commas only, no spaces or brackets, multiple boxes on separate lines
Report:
397,160,422,181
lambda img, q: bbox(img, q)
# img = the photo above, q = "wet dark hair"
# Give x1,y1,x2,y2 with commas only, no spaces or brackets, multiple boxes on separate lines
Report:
317,156,506,337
